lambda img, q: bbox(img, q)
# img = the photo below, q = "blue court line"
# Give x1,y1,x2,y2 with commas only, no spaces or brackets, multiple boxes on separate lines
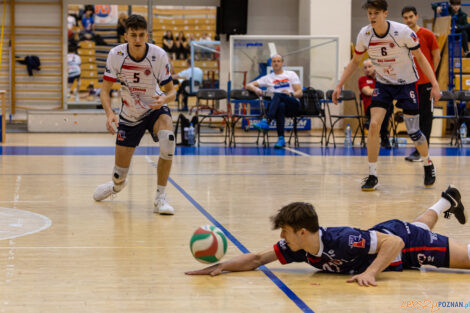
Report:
2,145,470,156
168,176,315,313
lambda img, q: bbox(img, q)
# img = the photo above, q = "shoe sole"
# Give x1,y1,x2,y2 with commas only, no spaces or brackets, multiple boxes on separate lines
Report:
424,184,435,188
405,158,423,162
361,184,378,191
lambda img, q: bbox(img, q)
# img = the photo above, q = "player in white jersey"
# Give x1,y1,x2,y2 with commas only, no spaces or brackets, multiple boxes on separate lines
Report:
332,0,441,191
93,15,177,215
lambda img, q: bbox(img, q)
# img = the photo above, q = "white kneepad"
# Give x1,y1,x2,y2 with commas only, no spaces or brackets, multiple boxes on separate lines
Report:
158,130,175,160
112,165,129,192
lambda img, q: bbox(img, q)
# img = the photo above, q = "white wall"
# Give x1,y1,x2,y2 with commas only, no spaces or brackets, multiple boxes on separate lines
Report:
219,0,300,90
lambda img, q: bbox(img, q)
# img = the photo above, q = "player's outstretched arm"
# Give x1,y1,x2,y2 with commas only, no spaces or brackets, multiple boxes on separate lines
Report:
332,52,363,104
412,49,441,103
347,232,404,287
185,248,277,276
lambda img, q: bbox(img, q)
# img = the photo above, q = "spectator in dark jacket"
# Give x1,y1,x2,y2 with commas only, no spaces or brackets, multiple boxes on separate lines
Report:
450,0,470,57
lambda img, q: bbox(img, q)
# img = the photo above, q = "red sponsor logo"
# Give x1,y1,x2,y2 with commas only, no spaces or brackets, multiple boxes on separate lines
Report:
352,238,366,248
389,43,395,48
144,69,151,76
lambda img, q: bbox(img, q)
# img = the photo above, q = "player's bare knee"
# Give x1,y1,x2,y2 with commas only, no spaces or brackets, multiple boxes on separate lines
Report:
112,165,129,191
158,130,175,160
369,120,380,136
404,115,426,145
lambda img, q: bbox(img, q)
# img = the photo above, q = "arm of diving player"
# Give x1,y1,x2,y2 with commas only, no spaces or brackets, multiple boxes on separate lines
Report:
185,248,278,276
347,232,404,287
332,52,363,104
412,49,441,102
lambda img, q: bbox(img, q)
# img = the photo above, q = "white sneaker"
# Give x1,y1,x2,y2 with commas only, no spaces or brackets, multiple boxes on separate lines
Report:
154,194,174,215
93,180,126,201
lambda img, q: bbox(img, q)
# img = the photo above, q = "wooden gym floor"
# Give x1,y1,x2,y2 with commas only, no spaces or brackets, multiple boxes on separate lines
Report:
0,132,469,313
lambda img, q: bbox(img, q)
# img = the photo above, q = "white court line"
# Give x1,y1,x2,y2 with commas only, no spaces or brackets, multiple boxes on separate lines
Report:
283,147,311,157
13,176,21,206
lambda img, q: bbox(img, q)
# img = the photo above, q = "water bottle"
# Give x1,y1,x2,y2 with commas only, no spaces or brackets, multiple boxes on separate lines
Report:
184,126,189,143
188,123,195,145
344,124,352,147
390,137,407,147
460,122,467,144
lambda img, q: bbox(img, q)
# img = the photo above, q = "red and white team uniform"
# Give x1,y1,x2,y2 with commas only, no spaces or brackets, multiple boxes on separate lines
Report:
103,43,172,125
355,21,421,85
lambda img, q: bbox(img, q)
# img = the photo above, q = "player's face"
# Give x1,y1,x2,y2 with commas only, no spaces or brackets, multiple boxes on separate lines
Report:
402,11,418,29
125,28,148,49
367,8,388,28
271,56,283,71
363,61,375,76
280,226,304,252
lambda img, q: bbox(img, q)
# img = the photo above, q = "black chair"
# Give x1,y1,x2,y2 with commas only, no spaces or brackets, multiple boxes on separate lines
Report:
195,89,230,146
325,89,366,147
288,88,328,147
431,90,459,146
229,89,269,147
453,90,470,146
180,80,200,112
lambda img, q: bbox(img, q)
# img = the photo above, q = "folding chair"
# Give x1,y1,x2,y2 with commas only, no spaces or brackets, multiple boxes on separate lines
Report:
431,90,459,146
325,89,366,147
195,89,230,146
229,89,269,147
288,88,328,147
453,90,470,146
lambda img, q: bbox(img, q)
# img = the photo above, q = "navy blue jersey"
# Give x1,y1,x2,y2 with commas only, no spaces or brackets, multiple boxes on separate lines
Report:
274,219,449,274
274,227,378,275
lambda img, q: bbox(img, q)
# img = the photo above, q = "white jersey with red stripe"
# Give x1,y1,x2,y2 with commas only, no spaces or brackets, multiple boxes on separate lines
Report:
355,21,420,85
103,43,172,125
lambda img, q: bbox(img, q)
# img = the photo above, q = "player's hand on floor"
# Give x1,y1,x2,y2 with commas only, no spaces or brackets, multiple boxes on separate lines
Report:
106,113,119,135
185,264,223,276
149,95,166,109
347,272,377,287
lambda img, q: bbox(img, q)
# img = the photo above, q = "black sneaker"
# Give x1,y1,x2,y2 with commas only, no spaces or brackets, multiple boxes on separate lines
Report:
442,185,467,224
381,137,392,149
405,150,422,162
361,175,378,191
424,163,436,187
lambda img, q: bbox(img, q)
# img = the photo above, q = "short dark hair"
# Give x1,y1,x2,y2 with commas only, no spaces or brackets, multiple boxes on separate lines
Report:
271,202,319,233
125,14,147,32
450,0,461,5
402,6,418,16
362,0,388,11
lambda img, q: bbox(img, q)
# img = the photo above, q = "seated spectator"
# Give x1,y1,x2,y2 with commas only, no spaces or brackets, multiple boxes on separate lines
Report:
80,6,95,39
173,58,203,111
175,31,189,60
247,54,302,148
117,13,127,43
67,44,81,101
359,59,392,149
162,30,176,60
449,0,470,57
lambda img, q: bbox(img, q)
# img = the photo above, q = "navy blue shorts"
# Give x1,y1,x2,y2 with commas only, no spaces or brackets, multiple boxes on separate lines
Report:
116,106,172,148
370,219,449,269
370,81,419,115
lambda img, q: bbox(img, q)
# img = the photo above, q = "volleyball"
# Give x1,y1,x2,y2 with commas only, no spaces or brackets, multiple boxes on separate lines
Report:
190,225,228,264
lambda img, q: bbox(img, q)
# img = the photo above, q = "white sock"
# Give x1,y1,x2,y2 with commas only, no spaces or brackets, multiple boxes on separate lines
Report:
369,162,377,176
429,198,451,216
157,185,166,197
422,155,432,165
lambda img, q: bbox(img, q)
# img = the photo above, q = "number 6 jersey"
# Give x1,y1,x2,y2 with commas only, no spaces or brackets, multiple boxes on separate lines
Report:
355,21,420,85
103,43,172,125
